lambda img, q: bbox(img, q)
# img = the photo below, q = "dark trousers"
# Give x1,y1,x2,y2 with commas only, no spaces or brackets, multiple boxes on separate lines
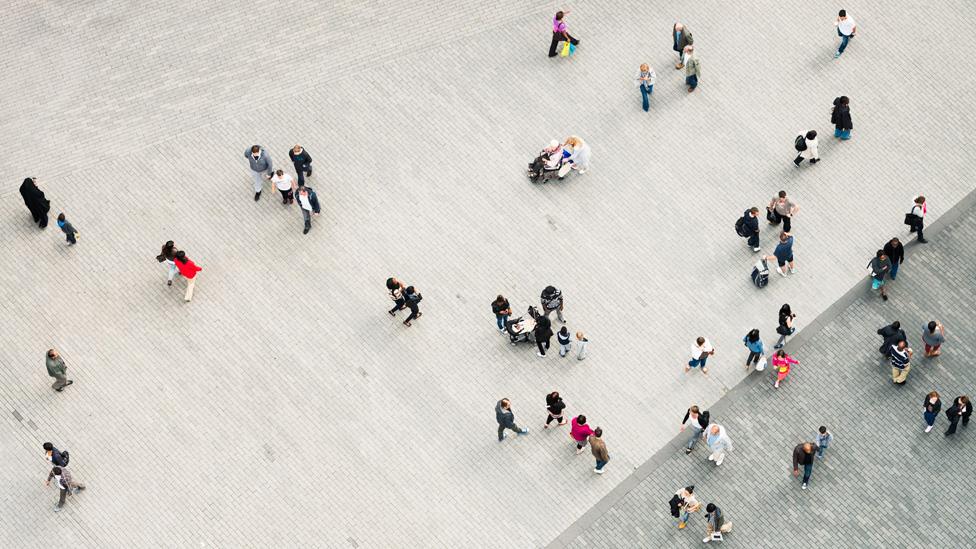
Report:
404,302,420,323
389,298,406,315
302,208,312,230
537,336,551,355
685,74,698,89
546,413,564,425
945,418,960,435
278,188,294,203
294,162,312,186
548,32,578,57
65,231,77,244
747,232,759,248
911,220,924,241
35,209,49,228
746,350,762,365
498,422,521,441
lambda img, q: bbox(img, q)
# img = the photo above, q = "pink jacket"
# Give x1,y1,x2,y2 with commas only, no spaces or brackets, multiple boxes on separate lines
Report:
571,419,594,442
772,354,798,374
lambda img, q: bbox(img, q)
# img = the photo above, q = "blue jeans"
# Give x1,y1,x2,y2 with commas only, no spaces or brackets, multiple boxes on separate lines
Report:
802,463,813,483
496,315,509,330
595,459,608,470
890,261,900,280
688,357,708,369
924,411,937,426
685,74,698,89
837,29,851,54
834,127,851,140
640,84,653,111
817,445,827,458
685,425,703,449
680,510,691,523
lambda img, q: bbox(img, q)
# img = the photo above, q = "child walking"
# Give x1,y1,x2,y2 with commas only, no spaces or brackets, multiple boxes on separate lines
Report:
56,213,78,245
558,326,572,357
772,350,798,388
816,426,832,458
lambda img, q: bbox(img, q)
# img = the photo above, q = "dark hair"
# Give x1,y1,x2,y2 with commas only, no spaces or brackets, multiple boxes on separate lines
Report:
889,237,901,246
250,145,260,153
165,240,174,248
876,249,885,258
696,337,705,345
779,304,792,316
57,213,65,222
749,207,759,214
778,190,787,198
593,427,603,437
495,294,505,303
555,11,564,20
559,326,569,335
818,426,827,434
747,329,760,343
706,503,717,513
927,321,937,332
891,321,901,329
549,391,560,399
175,250,187,261
776,349,786,358
690,405,700,414
685,485,695,493
915,195,926,204
405,285,415,294
275,169,283,176
805,130,817,140
838,9,846,17
386,277,397,289
43,442,54,451
839,96,850,106
577,415,587,424
52,466,62,474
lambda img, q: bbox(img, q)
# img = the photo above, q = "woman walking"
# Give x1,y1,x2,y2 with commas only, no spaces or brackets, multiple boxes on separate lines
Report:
831,96,853,140
907,195,928,243
548,10,579,58
635,64,656,112
772,349,798,388
683,46,701,92
570,414,594,454
174,251,202,302
742,329,765,370
775,304,796,349
19,177,51,228
545,391,568,428
923,391,941,433
534,313,554,358
156,241,179,286
270,169,295,205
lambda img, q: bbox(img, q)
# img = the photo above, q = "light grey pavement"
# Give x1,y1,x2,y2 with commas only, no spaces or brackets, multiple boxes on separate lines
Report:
2,1,975,547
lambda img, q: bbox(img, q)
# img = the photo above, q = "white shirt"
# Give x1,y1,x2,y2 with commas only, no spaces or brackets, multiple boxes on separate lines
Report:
837,17,856,36
298,192,312,211
691,339,714,359
271,173,294,191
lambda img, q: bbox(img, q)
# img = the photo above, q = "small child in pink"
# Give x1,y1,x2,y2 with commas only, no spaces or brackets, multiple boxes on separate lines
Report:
772,350,799,388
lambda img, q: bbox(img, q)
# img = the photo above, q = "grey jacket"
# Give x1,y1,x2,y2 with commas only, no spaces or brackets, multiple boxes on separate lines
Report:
495,401,515,427
245,147,273,175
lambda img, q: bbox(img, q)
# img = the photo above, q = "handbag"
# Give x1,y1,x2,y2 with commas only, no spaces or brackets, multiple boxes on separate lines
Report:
568,43,577,55
903,213,919,226
755,356,767,371
560,41,570,57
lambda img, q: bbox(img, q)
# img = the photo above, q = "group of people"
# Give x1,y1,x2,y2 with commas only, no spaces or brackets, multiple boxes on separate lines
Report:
18,177,80,245
245,144,321,234
386,277,423,327
527,136,592,182
492,288,588,359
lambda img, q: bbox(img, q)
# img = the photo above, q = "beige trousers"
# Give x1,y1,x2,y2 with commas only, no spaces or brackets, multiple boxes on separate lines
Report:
892,364,911,384
185,277,197,302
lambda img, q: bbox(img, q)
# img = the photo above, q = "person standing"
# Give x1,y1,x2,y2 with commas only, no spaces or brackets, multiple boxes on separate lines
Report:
491,295,512,333
635,64,656,112
867,249,892,301
557,326,572,357
19,177,51,228
767,231,796,277
55,213,78,245
271,169,295,205
833,9,857,58
295,186,321,235
387,277,407,316
540,285,565,323
792,442,820,489
288,144,313,187
46,349,72,392
495,398,529,441
703,503,732,543
877,321,906,357
402,285,423,327
548,10,579,58
680,405,710,454
774,304,796,349
944,396,972,436
743,329,765,370
672,23,694,69
562,136,591,174
815,426,832,458
589,428,609,474
922,321,946,357
889,340,913,385
884,238,905,280
683,46,701,92
245,145,273,201
772,349,798,389
793,130,820,167
706,424,732,466
767,191,800,233
741,208,760,252
46,466,85,512
671,486,700,529
907,195,928,243
685,337,715,376
174,251,202,303
575,331,589,360
923,391,941,433
831,96,853,140
534,313,553,357
571,415,594,454
43,442,70,466
545,391,568,428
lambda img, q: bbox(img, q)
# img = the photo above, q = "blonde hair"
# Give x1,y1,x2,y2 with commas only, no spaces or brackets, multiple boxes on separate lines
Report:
639,63,649,71
565,136,583,148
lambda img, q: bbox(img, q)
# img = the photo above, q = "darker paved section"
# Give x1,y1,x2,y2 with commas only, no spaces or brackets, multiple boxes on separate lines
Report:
561,203,976,548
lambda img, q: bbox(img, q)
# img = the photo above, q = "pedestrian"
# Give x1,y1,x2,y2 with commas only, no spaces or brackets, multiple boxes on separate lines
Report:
295,185,321,235
683,46,701,92
877,321,906,357
402,285,423,327
671,486,701,529
174,250,202,303
831,96,853,140
833,9,857,58
922,321,946,357
156,241,179,286
576,331,589,360
54,213,79,245
245,145,273,201
705,424,732,466
42,442,69,467
739,207,760,252
45,349,72,392
815,426,832,458
703,503,732,542
387,277,407,316
589,428,609,474
774,304,796,349
19,177,51,228
540,285,565,323
792,130,820,167
557,326,572,357
923,391,941,433
270,169,295,205
534,313,553,357
906,195,928,243
766,231,796,277
672,22,694,69
491,295,512,333
288,144,313,186
545,391,568,428
685,337,715,376
944,396,971,436
571,414,594,454
767,191,800,233
889,340,913,385
562,136,591,174
635,63,656,112
495,398,529,441
742,329,765,371
680,405,710,454
46,466,85,512
547,10,579,58
884,238,905,280
792,442,819,489
867,249,892,301
772,349,798,389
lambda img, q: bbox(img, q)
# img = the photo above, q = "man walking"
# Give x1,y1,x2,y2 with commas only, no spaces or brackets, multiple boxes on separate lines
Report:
767,191,800,233
884,237,905,280
589,428,609,474
19,177,51,228
740,208,760,252
793,131,820,167
402,285,423,327
685,337,714,375
672,23,693,69
43,442,69,467
46,466,85,512
877,321,906,357
767,231,796,277
548,10,579,58
540,285,565,323
944,396,971,436
833,9,857,58
705,424,732,466
496,398,529,441
295,185,321,235
245,145,273,201
46,349,72,392
889,340,913,385
868,249,892,301
680,405,710,454
56,213,79,245
289,144,313,187
683,46,701,92
792,442,820,489
703,503,732,543
922,321,946,357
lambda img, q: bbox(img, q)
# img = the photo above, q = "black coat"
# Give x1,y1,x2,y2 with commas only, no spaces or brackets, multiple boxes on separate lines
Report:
923,397,941,416
742,211,759,235
883,242,905,265
946,398,972,422
546,395,566,416
831,98,853,130
877,324,907,355
534,315,553,339
289,148,313,167
19,178,50,218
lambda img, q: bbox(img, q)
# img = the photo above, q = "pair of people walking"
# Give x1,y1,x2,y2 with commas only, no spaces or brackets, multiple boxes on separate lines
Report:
387,277,423,326
671,23,701,92
156,242,202,301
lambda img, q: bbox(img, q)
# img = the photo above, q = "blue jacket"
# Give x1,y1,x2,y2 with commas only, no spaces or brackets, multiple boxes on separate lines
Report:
296,187,321,213
743,335,763,354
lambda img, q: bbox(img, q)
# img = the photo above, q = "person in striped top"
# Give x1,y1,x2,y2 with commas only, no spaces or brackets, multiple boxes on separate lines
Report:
889,340,913,384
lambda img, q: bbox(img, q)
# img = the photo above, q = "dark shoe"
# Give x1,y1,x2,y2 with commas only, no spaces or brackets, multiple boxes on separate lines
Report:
305,170,312,177
303,226,310,235
684,448,692,455
55,387,64,392
918,238,928,243
388,309,396,317
282,197,288,204
882,294,888,301
254,192,261,201
809,158,819,164
167,280,173,286
403,320,412,327
65,380,73,387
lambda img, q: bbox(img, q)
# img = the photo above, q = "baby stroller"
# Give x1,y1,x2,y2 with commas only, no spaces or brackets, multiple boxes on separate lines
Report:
527,151,564,183
506,306,539,345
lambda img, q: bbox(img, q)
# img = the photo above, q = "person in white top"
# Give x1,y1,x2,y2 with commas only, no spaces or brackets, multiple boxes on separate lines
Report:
635,63,656,112
908,195,927,243
674,486,701,529
270,169,296,205
685,337,715,375
793,130,820,167
562,135,591,175
834,9,857,58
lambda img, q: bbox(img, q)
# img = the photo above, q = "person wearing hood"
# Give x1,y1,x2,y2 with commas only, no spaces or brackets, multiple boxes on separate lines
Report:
495,398,529,441
831,96,853,140
877,321,906,357
705,424,732,466
19,177,51,228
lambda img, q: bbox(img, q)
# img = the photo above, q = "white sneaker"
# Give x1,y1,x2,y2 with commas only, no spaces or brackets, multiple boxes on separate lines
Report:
801,482,807,490
777,267,787,277
594,467,604,474
752,247,761,252
707,454,715,461
789,266,796,274
537,352,545,357
703,537,711,543
576,447,584,455
925,425,933,433
715,457,724,466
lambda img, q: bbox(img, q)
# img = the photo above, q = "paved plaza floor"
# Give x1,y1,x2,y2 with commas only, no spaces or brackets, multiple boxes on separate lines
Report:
2,1,975,547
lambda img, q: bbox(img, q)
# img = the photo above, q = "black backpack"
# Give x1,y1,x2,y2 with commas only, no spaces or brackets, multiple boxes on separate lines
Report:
734,215,748,237
699,411,710,427
794,135,807,151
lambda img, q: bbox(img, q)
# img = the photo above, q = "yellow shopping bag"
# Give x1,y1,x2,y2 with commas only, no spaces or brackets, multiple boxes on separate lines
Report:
560,41,570,57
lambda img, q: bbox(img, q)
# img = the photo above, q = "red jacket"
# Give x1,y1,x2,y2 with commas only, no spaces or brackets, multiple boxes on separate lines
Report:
175,258,202,279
